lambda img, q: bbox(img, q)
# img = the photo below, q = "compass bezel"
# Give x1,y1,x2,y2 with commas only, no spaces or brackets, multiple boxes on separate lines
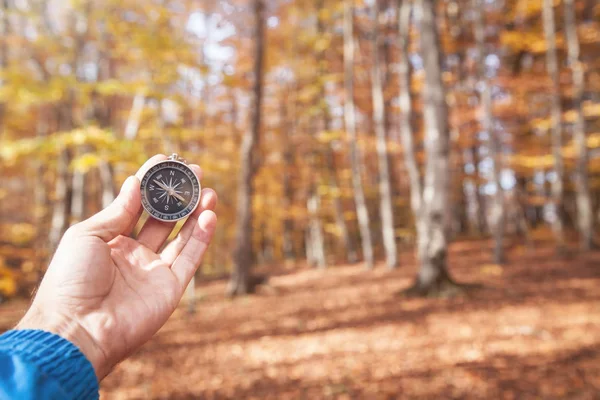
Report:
139,160,201,222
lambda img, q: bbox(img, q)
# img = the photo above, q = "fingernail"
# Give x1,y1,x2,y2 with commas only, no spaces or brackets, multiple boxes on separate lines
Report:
198,211,217,231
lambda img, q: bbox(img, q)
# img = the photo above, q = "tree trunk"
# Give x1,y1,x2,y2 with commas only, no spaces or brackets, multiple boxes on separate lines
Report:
34,114,49,273
398,0,421,215
474,0,505,263
326,151,357,263
344,0,374,268
228,0,265,296
454,154,470,236
98,161,115,208
507,174,532,248
305,227,313,264
471,145,488,234
542,0,565,250
408,0,455,295
124,92,145,140
70,166,85,224
371,0,398,269
306,117,327,268
317,0,356,264
307,187,326,269
0,0,9,135
49,149,71,251
564,0,593,250
281,87,296,261
91,20,116,212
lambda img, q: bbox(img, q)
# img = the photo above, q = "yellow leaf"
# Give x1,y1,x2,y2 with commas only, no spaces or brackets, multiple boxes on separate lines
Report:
480,264,503,276
71,153,103,173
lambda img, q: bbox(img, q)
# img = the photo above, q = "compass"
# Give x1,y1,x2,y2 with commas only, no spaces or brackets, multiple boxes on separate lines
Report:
140,154,201,222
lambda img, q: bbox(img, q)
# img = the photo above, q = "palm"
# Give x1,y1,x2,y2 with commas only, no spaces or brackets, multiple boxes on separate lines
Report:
52,235,181,367
19,155,217,379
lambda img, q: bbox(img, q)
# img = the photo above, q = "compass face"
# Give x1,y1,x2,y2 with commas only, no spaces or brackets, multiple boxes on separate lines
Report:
140,161,201,222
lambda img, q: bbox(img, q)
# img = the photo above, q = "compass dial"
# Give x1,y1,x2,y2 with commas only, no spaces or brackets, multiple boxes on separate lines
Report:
140,160,201,222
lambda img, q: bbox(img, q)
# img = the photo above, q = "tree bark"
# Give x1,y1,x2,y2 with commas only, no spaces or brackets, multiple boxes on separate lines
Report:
228,0,265,296
124,92,145,140
344,0,374,269
0,0,9,135
317,0,356,264
474,0,505,263
281,86,296,261
564,0,593,250
542,0,566,250
306,119,327,268
49,149,71,251
34,113,49,272
98,161,114,208
307,186,326,268
406,0,455,295
326,151,357,263
471,145,488,234
70,166,85,224
93,19,116,212
66,2,89,225
398,0,421,215
371,0,398,269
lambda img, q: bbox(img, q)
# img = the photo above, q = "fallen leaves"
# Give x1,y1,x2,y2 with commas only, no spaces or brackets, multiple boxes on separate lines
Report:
1,239,599,399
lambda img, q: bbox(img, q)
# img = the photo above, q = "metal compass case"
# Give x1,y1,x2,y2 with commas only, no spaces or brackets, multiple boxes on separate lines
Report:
140,154,201,222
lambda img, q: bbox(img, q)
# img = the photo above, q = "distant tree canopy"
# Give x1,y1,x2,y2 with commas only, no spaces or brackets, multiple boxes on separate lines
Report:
0,0,599,296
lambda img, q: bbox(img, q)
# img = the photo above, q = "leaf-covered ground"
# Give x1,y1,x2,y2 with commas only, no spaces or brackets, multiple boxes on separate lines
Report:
2,240,600,399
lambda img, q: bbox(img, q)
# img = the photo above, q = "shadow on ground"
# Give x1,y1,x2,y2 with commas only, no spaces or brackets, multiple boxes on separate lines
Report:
99,239,600,399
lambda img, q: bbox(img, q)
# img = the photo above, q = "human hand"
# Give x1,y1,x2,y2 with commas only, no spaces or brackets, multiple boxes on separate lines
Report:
16,154,218,380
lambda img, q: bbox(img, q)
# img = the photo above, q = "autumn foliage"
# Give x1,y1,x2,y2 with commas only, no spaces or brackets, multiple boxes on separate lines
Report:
0,0,599,397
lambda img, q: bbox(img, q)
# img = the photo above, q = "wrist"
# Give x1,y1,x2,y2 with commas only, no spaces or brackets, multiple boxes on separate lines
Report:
16,303,109,380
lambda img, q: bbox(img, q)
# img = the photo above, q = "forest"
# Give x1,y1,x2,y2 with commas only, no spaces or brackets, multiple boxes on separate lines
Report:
0,0,599,398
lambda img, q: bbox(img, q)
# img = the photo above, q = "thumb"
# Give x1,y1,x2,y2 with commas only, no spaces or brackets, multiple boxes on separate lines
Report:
78,176,142,242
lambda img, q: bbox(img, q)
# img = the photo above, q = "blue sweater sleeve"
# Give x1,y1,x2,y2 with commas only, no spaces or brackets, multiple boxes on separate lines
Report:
0,330,99,400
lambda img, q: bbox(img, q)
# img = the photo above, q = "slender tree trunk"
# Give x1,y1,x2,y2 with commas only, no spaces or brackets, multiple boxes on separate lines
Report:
49,149,71,251
307,186,326,268
382,0,395,142
513,187,533,249
228,0,265,296
405,0,454,295
92,27,116,212
34,113,49,272
70,166,85,224
98,161,114,208
66,3,90,225
0,0,9,134
317,0,356,264
326,151,357,263
454,153,470,236
305,227,313,264
124,92,145,140
281,87,296,260
542,0,566,250
474,0,505,263
471,145,488,234
344,0,374,268
371,0,398,269
398,0,421,216
306,119,327,268
50,94,75,250
564,0,593,250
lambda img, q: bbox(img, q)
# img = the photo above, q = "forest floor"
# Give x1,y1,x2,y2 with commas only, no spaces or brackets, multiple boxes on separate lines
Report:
1,239,599,399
